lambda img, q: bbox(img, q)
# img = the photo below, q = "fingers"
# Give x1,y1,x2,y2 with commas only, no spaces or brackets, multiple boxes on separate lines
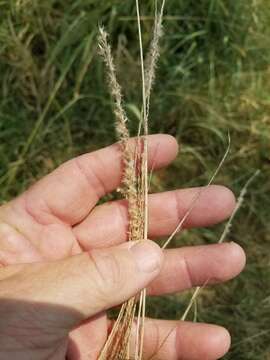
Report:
68,314,108,360
19,134,178,226
74,185,236,249
130,319,231,360
67,242,245,360
0,223,43,266
147,242,246,296
0,240,163,330
64,242,245,360
67,315,232,360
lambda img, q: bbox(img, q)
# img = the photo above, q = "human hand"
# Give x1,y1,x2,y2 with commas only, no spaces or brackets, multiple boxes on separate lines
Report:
0,135,246,359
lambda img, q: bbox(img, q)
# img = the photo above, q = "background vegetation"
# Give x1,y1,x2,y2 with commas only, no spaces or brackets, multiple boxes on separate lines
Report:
0,0,269,358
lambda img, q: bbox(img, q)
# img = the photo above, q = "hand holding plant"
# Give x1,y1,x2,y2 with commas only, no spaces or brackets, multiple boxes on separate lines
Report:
0,135,245,359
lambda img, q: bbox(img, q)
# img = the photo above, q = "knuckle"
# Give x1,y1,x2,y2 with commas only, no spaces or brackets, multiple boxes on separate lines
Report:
88,250,125,300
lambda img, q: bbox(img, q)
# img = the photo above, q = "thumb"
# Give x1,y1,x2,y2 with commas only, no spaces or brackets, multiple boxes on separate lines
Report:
0,240,163,328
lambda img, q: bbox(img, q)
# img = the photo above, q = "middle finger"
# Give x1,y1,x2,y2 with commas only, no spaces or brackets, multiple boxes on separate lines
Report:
74,185,235,250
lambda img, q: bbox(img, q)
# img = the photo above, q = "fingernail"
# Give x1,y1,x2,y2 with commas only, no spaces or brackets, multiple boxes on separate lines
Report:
130,240,162,273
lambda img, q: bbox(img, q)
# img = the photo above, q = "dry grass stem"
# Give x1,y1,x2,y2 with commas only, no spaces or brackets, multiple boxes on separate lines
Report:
134,0,148,355
218,169,260,244
145,0,166,118
181,170,260,323
162,133,231,249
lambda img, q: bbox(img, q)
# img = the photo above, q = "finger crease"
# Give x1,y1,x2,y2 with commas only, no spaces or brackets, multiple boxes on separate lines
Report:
74,157,107,199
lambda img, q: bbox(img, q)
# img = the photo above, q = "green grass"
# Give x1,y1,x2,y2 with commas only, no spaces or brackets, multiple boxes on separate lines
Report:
0,0,269,358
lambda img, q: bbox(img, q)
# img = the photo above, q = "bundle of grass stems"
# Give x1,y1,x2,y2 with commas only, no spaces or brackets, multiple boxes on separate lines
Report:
98,1,166,358
97,0,258,358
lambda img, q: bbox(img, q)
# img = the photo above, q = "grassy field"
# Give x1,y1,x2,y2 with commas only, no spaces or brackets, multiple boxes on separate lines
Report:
0,0,269,358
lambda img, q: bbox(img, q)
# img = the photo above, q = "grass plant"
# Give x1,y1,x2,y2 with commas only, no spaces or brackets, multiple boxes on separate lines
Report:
98,1,165,356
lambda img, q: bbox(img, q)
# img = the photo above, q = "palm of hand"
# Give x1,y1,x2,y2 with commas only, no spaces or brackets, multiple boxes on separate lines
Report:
0,136,245,360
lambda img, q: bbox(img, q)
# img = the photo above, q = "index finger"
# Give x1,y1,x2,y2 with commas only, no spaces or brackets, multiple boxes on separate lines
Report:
22,134,178,226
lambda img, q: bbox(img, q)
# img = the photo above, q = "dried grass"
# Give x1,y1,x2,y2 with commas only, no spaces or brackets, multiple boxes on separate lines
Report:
180,170,261,322
98,1,166,357
97,1,255,358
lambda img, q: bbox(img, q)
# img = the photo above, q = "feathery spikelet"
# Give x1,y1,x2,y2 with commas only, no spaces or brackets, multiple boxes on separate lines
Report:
98,27,129,143
98,26,147,360
98,27,142,243
145,0,165,118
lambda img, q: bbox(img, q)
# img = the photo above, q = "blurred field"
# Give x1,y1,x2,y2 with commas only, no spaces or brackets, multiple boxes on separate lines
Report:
0,1,269,358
